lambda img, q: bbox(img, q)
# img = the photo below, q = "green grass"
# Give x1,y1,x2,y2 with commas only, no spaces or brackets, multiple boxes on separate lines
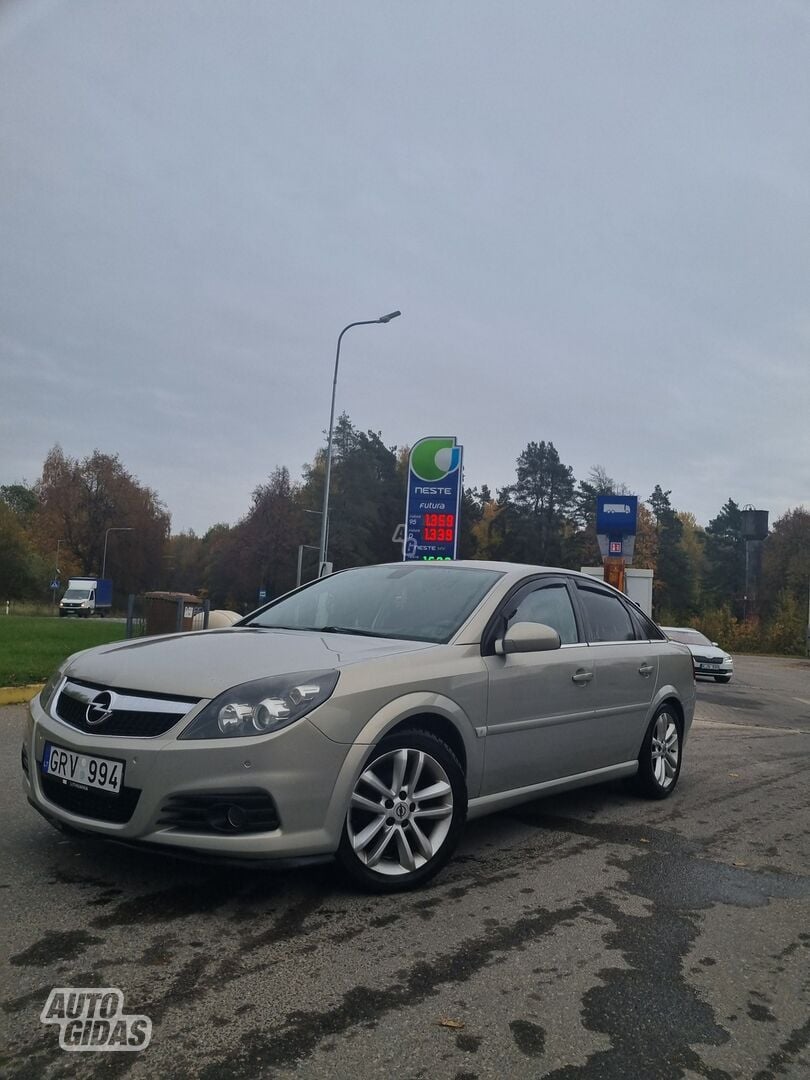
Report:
0,616,128,686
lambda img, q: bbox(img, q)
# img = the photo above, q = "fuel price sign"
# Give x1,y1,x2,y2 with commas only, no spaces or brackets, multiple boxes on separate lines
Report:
403,437,463,561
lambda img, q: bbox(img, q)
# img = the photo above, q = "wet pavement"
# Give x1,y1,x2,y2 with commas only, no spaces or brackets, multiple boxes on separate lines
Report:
1,654,808,1079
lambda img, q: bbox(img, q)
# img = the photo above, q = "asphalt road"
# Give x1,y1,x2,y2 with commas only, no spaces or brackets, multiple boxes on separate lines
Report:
1,654,809,1079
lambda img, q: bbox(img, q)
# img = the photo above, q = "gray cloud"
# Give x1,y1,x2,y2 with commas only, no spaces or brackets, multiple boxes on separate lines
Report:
1,0,808,533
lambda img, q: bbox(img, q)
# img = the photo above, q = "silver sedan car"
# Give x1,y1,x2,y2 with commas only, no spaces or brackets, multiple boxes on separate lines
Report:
24,562,695,891
661,627,733,683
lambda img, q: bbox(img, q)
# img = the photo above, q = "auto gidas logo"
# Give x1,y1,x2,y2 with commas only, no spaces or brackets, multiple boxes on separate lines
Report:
40,987,152,1052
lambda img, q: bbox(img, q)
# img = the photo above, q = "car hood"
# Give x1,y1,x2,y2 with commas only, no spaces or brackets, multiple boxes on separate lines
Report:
681,643,728,660
65,628,437,700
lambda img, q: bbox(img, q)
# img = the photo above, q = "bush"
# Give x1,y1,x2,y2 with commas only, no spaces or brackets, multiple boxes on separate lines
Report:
694,601,805,656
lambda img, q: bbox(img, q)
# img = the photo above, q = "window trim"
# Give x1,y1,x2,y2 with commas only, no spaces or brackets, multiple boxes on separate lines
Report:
481,574,583,655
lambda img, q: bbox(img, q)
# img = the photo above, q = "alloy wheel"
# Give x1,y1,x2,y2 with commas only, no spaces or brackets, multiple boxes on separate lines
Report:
651,711,680,790
347,748,454,877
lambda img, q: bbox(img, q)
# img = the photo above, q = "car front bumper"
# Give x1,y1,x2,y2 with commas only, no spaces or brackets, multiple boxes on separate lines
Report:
694,662,733,677
23,692,365,860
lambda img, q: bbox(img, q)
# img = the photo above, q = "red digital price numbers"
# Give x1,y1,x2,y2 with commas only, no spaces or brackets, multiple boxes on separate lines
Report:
421,513,455,543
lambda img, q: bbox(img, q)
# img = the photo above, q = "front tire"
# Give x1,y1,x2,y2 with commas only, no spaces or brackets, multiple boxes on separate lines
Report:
630,705,683,799
337,730,467,893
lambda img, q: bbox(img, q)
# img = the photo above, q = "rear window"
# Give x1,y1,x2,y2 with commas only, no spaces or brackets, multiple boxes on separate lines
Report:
576,585,636,643
664,629,712,646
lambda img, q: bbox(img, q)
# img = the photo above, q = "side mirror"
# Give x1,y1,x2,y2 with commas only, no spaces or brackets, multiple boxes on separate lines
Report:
496,621,561,655
711,641,719,647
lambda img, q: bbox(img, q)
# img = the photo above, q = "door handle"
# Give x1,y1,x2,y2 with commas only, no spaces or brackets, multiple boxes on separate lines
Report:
638,663,654,677
571,669,593,685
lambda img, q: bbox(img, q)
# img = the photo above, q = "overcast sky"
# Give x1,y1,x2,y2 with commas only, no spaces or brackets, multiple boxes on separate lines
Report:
1,0,808,536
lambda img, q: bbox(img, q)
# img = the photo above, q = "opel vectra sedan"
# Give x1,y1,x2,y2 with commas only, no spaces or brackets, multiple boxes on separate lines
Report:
24,562,695,891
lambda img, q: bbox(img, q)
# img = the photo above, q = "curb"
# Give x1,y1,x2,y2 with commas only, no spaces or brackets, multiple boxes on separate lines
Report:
0,684,43,706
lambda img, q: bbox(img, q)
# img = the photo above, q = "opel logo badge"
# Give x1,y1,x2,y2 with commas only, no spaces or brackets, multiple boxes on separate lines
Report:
86,691,114,727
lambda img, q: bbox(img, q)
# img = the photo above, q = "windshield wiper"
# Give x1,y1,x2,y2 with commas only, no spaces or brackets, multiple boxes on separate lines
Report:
307,625,383,637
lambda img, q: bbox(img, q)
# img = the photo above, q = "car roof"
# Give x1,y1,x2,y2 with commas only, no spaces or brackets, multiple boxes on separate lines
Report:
374,560,596,579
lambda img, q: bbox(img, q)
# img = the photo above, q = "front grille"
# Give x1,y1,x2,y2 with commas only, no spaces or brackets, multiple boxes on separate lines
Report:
39,769,140,824
694,655,721,665
158,790,280,834
21,743,29,777
54,680,196,738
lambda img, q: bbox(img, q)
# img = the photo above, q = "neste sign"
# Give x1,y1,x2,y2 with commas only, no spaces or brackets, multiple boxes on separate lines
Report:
404,437,463,561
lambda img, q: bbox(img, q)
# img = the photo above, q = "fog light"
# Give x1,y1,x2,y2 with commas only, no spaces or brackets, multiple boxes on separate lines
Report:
226,805,247,830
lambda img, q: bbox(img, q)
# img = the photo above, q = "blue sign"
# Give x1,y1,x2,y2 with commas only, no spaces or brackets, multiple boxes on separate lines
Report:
50,579,60,590
404,437,463,561
596,495,638,536
258,589,267,602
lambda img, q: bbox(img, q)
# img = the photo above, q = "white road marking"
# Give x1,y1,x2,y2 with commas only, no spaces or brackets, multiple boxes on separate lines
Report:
694,718,809,735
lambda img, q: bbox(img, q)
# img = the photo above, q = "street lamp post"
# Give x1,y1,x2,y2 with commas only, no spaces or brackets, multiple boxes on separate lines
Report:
318,311,401,575
51,539,66,612
102,527,133,580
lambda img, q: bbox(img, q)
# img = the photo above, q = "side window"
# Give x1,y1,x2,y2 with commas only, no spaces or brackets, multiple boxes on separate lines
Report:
509,584,579,645
576,586,636,643
628,605,665,641
636,610,666,640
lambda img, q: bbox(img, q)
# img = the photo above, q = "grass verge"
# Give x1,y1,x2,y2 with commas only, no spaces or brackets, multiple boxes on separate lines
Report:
0,616,127,686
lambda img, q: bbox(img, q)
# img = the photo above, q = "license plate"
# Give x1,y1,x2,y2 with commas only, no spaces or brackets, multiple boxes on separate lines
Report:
43,743,124,794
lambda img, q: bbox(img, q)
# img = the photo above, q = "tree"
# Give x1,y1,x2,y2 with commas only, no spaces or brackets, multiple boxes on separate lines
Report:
163,531,207,595
457,487,486,559
0,482,38,522
0,502,46,599
703,499,746,617
568,465,632,568
761,507,810,621
647,485,691,619
469,487,502,560
302,415,403,570
676,512,705,618
35,446,171,596
496,441,576,565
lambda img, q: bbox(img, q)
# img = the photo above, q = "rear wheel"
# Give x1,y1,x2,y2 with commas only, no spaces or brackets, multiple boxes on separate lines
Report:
337,730,467,892
630,705,683,799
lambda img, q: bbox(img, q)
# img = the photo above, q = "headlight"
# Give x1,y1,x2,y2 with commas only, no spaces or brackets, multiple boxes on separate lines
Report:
39,667,65,712
723,654,732,663
180,670,339,740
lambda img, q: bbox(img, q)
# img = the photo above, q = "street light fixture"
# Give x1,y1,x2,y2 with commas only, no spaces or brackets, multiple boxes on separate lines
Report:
318,311,401,575
102,527,133,579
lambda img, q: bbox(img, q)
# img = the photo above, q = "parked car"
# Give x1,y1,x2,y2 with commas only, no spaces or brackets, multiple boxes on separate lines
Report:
660,627,733,683
24,562,695,891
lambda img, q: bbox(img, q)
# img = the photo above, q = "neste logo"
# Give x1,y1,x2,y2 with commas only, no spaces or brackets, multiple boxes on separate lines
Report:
41,988,152,1052
409,437,461,483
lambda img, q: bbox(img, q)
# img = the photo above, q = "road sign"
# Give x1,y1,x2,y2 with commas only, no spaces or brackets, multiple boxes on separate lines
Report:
50,580,60,590
597,495,638,565
258,589,267,602
596,496,638,534
403,437,463,561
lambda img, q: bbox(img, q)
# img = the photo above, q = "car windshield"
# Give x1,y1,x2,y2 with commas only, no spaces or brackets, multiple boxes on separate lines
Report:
63,589,91,600
665,629,713,647
246,564,503,643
